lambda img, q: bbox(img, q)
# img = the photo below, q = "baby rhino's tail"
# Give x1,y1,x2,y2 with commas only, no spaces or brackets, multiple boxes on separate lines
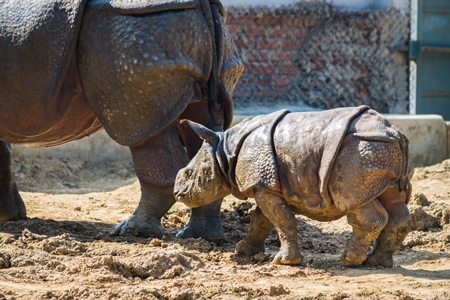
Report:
397,130,414,204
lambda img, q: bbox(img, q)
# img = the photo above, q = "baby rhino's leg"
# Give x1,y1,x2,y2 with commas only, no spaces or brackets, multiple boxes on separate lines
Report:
252,189,302,265
235,206,273,256
364,184,411,267
342,199,388,264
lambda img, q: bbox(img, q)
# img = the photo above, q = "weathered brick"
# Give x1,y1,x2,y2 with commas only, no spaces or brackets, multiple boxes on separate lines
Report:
269,28,292,39
247,51,269,62
293,27,309,39
256,40,279,50
355,62,370,77
247,76,270,86
271,52,293,62
279,65,299,75
242,64,252,74
227,16,256,26
232,88,253,98
255,89,279,98
251,64,276,75
274,76,291,87
227,26,240,37
258,77,270,86
255,16,280,27
304,16,318,27
233,39,246,49
281,17,303,27
234,38,255,50
282,40,302,51
331,58,341,65
357,82,370,99
244,26,266,38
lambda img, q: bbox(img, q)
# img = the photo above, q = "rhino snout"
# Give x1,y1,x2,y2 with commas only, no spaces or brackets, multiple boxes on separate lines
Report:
174,184,196,207
174,185,186,200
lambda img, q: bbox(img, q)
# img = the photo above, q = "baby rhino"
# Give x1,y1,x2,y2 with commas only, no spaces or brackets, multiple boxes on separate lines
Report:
174,106,414,267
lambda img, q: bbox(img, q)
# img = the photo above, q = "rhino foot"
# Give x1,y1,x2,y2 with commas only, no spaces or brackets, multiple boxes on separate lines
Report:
0,183,27,221
176,199,224,242
235,238,265,256
272,244,303,265
340,247,367,265
363,253,394,268
175,215,224,242
110,214,163,238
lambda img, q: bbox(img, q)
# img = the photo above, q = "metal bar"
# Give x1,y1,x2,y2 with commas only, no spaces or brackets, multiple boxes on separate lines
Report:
421,46,450,54
422,91,450,97
423,8,450,15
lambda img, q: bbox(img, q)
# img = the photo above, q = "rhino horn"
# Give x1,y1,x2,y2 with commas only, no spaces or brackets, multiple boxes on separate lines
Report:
179,119,220,145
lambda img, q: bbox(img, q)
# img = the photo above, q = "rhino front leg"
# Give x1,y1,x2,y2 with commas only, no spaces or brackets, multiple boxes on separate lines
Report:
236,206,274,256
364,185,411,267
110,123,188,238
0,141,26,221
341,199,388,264
253,190,302,265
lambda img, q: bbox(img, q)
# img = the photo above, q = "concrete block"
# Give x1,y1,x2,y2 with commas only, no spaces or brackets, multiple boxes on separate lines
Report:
12,131,131,165
447,122,450,160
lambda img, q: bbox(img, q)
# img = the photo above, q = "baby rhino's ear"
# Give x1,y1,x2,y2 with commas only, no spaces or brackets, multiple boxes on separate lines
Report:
179,119,220,145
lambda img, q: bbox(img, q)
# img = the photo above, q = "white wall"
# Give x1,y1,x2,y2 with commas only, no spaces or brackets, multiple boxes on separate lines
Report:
222,0,409,10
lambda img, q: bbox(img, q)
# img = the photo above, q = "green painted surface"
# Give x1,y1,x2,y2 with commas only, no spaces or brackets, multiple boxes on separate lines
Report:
413,0,450,120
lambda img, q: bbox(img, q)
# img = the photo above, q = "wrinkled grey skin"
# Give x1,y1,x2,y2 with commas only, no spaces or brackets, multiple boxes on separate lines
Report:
0,0,243,241
175,106,414,267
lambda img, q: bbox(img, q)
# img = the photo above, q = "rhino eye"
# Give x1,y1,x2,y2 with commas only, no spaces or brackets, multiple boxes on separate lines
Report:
186,169,193,178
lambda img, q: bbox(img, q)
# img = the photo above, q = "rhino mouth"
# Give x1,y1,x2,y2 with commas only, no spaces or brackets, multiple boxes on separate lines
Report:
174,187,191,205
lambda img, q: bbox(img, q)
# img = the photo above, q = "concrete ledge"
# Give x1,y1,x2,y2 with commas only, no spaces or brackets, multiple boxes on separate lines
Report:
12,131,131,165
447,122,450,163
11,112,449,167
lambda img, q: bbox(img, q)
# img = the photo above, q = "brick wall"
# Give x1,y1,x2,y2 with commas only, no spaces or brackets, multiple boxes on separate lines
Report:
226,2,410,114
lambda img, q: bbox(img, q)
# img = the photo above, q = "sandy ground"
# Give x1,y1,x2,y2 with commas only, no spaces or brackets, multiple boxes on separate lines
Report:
0,154,449,300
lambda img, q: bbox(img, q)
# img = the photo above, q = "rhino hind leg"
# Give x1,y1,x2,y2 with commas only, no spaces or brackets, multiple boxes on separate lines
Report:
175,198,225,242
175,103,226,242
253,190,302,265
235,206,274,256
341,199,388,265
364,184,411,267
0,142,26,221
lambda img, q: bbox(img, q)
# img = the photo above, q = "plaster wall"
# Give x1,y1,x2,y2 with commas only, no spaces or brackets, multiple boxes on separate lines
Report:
226,3,410,114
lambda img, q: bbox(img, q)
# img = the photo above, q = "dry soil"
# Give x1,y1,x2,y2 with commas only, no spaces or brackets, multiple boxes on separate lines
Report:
0,154,449,299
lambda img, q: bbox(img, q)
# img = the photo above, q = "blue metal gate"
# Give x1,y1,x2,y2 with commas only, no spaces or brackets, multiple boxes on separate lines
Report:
410,0,450,120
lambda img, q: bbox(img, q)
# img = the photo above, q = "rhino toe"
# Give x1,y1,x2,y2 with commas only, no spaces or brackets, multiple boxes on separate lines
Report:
363,253,394,268
175,216,224,243
110,214,163,238
340,248,367,265
235,238,265,256
272,253,303,266
272,246,303,265
0,185,26,222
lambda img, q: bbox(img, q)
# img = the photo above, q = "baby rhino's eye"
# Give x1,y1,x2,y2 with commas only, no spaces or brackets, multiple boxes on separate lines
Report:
186,169,193,178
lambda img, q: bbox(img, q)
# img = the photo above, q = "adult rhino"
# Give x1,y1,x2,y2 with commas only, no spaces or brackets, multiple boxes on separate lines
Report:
0,0,243,241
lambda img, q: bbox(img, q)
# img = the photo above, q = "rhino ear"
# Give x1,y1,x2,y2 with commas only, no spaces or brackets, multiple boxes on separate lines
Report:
179,119,220,145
